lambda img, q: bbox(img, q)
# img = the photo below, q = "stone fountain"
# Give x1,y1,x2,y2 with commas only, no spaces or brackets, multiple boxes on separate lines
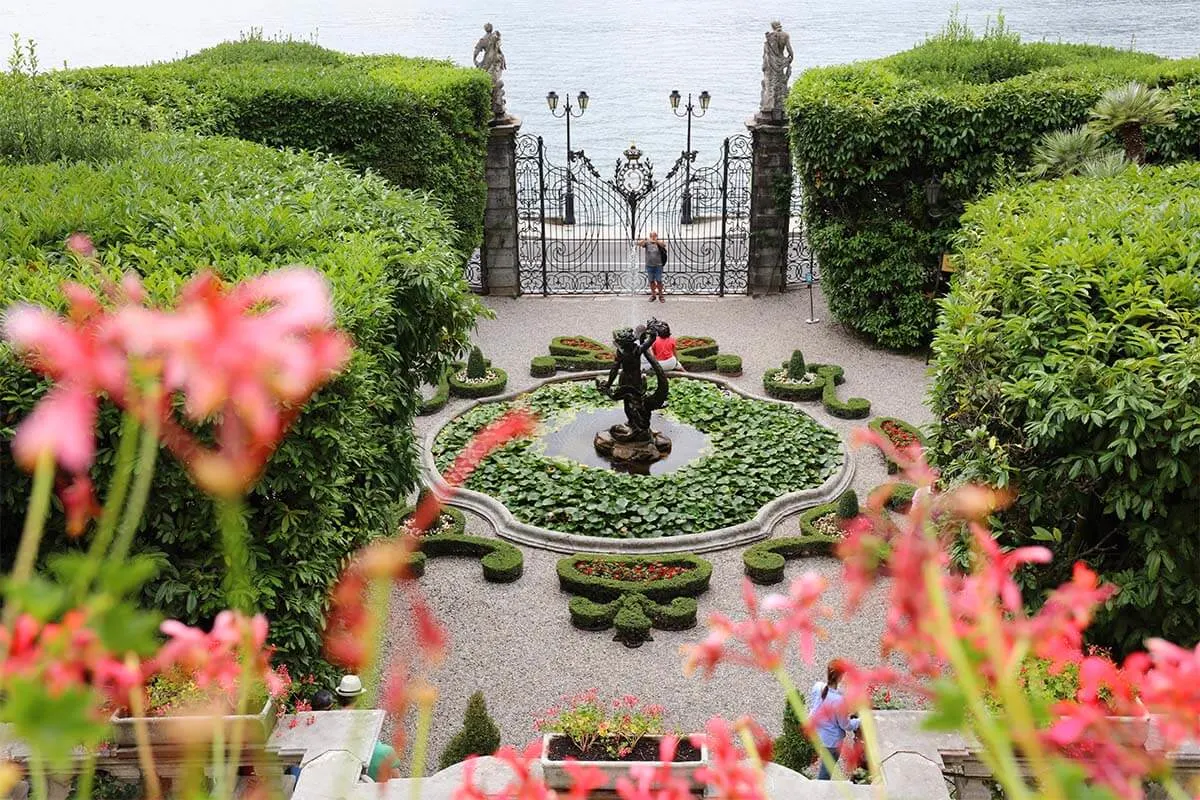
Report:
593,320,672,473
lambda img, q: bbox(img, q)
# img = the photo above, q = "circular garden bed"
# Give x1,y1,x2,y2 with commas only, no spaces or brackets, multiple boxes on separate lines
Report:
431,378,843,540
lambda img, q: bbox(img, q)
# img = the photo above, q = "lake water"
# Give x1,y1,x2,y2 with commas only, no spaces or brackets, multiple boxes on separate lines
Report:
3,0,1198,166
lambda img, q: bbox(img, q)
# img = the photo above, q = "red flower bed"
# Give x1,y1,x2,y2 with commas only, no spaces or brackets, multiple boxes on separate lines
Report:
676,337,710,349
881,419,920,449
560,338,608,351
574,560,692,582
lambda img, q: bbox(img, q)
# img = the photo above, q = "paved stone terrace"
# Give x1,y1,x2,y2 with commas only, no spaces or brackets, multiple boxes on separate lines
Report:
385,287,933,775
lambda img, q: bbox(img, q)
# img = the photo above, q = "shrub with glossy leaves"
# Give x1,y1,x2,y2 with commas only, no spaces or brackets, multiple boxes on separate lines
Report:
0,133,481,673
45,39,490,253
788,16,1200,349
930,163,1200,653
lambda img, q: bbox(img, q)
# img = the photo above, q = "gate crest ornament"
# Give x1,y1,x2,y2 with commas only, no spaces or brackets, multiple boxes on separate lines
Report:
613,144,655,204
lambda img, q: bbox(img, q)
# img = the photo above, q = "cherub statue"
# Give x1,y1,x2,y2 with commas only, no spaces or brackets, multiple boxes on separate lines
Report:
596,321,670,441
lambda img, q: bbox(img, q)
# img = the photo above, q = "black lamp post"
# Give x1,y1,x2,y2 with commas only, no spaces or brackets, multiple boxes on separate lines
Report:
547,90,589,225
669,89,710,224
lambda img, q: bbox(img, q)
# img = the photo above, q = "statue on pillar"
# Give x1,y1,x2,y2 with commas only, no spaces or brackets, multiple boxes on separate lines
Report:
473,22,509,122
759,20,794,122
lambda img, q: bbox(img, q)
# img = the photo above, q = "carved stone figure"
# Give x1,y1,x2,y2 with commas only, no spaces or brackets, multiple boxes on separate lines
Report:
472,22,508,120
594,321,672,472
759,20,794,121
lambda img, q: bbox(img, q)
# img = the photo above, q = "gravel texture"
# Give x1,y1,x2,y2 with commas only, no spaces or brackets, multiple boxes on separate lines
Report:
383,287,932,775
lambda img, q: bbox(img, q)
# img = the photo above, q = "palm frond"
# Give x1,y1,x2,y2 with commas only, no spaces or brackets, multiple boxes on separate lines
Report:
1089,81,1179,131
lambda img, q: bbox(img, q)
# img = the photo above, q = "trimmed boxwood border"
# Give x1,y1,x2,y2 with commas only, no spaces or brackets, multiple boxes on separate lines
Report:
448,364,509,399
676,336,718,359
763,362,871,419
530,356,557,378
715,355,743,377
743,533,840,585
417,367,452,416
867,417,928,473
568,594,699,647
556,553,712,603
399,504,522,582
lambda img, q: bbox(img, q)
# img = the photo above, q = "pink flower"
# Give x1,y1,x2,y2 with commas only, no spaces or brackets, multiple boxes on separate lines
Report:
155,611,275,694
615,736,693,800
65,233,96,258
58,474,101,537
691,718,766,800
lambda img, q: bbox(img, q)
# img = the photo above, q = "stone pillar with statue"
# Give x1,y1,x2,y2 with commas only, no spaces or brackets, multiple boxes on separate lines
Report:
474,22,521,295
746,20,795,295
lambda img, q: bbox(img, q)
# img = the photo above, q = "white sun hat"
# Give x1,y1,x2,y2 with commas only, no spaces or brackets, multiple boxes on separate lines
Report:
335,674,365,698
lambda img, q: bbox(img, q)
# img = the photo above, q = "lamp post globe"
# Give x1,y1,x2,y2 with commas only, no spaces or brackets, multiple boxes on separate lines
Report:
671,90,710,225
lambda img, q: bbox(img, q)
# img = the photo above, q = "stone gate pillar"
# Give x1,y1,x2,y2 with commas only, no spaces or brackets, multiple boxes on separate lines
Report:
746,118,791,295
481,117,522,297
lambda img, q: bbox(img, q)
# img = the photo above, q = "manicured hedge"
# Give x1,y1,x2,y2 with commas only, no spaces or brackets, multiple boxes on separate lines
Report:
788,21,1200,349
930,163,1200,654
530,356,557,378
448,365,508,399
715,355,743,376
556,554,712,603
417,367,452,416
744,531,840,585
0,133,479,673
45,39,491,253
417,534,523,583
568,593,699,647
762,361,870,418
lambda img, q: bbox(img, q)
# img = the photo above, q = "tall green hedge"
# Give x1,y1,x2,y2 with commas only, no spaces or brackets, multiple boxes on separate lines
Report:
0,133,481,672
788,23,1200,349
929,164,1200,654
42,39,491,254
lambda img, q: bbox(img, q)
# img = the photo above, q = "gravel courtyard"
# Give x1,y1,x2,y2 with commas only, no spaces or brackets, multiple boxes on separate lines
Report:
383,287,933,773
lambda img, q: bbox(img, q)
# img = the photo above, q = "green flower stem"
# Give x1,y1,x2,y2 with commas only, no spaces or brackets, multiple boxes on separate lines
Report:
127,655,164,800
217,497,252,611
223,637,254,800
922,561,1032,800
1163,776,1193,800
976,596,1061,800
106,417,160,568
773,667,852,790
73,412,140,603
29,757,47,800
855,706,886,795
5,451,55,624
409,692,436,800
212,713,227,800
75,751,97,800
363,577,392,702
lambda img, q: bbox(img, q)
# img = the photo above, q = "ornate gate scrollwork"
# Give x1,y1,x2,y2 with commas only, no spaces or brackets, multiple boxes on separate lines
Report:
514,133,752,295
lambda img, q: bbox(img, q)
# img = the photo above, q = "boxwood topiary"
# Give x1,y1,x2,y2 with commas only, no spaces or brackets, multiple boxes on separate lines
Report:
448,363,508,399
715,355,743,376
567,593,699,646
415,533,523,583
466,346,487,380
676,336,719,359
774,698,817,774
878,483,917,512
821,379,871,419
743,532,840,585
530,356,557,378
787,350,807,380
556,554,712,603
762,362,842,402
438,690,501,770
0,133,478,674
417,367,452,416
836,490,859,520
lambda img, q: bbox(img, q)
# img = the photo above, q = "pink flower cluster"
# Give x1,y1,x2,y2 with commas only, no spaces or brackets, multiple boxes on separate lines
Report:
3,252,351,518
0,610,141,708
154,611,287,697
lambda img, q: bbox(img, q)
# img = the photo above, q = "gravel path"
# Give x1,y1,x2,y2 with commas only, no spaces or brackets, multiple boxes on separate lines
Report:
381,287,932,774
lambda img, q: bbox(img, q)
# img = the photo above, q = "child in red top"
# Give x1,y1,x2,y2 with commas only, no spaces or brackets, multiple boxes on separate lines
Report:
649,322,680,371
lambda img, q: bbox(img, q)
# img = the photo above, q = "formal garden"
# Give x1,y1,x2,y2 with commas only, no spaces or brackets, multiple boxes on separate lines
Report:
0,17,1198,800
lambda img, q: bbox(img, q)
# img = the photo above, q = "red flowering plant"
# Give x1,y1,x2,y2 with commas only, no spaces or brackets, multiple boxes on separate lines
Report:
573,560,692,582
681,428,1200,800
534,690,669,760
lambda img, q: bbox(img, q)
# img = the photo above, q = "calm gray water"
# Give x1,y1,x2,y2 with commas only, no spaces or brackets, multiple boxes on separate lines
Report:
3,0,1198,166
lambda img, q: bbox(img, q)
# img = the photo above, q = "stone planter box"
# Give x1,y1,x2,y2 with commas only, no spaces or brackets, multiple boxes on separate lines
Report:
110,698,277,748
540,733,708,795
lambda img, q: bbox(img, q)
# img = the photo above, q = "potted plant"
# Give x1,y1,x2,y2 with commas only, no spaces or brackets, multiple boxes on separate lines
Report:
109,666,285,747
536,690,708,793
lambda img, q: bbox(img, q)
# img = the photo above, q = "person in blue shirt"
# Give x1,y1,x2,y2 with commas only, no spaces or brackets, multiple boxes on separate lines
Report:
807,659,860,780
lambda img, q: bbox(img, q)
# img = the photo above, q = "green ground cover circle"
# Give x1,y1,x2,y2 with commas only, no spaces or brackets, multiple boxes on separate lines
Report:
432,379,843,539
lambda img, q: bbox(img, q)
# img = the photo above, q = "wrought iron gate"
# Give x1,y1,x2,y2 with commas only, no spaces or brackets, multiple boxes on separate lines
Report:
784,178,820,288
515,134,752,295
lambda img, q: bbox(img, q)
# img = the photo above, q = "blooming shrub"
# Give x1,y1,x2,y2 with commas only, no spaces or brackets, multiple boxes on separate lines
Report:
573,560,692,582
